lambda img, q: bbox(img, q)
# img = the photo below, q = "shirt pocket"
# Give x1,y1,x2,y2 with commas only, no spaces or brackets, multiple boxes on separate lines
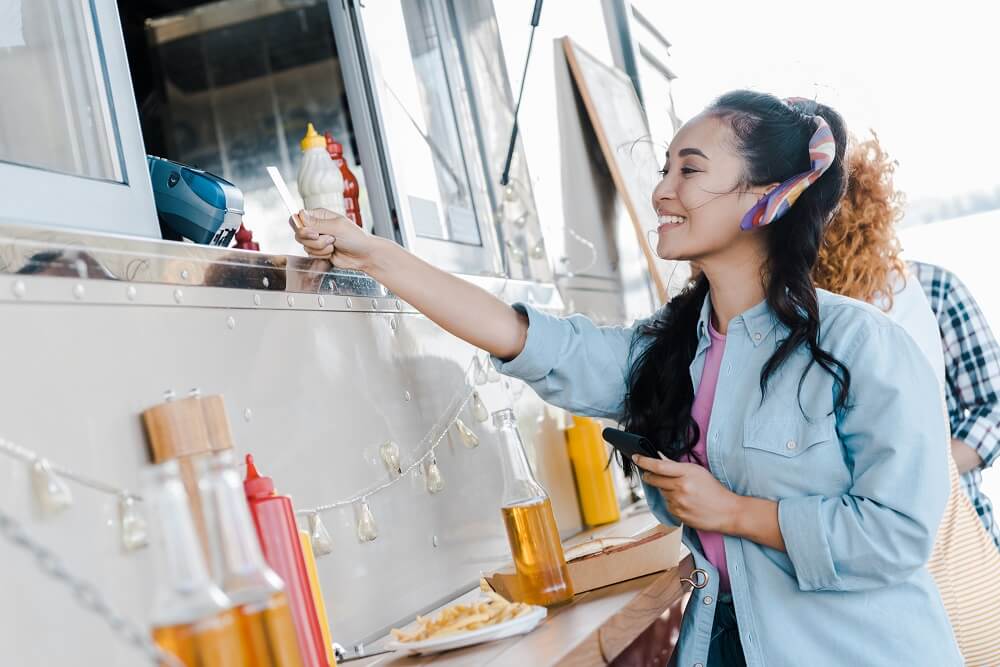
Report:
741,415,848,497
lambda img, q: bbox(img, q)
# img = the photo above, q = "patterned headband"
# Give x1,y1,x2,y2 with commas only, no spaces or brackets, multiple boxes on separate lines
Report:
739,100,836,231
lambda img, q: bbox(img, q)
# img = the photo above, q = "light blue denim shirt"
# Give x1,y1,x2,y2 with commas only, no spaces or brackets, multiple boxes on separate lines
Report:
494,289,961,667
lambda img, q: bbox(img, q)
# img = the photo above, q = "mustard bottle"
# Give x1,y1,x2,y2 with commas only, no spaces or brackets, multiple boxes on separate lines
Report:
565,416,620,526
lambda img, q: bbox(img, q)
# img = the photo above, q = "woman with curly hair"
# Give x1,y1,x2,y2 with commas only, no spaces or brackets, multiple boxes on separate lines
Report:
815,133,1000,664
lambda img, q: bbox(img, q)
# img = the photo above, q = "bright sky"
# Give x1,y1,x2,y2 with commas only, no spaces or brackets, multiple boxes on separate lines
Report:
637,1,1000,203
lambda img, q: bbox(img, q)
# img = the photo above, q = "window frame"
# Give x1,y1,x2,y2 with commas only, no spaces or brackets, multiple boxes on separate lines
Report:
0,0,159,239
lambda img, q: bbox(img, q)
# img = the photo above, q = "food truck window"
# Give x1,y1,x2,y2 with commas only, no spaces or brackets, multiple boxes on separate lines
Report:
352,0,560,278
127,0,373,254
0,0,160,238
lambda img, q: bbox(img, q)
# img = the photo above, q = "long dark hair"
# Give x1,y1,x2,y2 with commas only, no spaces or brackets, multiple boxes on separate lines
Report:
621,91,851,468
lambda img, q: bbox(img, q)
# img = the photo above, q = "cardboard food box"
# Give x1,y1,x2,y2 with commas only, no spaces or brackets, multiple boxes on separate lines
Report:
486,524,682,598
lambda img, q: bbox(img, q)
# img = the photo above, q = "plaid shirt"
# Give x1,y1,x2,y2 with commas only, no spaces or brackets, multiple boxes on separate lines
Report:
911,260,1000,549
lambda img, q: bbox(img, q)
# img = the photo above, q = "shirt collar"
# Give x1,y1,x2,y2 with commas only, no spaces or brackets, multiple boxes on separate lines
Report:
696,293,779,347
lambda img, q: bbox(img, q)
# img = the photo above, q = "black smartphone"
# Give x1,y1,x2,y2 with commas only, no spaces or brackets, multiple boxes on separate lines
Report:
602,427,659,460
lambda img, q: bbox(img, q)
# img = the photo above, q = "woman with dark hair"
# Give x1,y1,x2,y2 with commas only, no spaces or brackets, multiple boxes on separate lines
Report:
293,91,961,665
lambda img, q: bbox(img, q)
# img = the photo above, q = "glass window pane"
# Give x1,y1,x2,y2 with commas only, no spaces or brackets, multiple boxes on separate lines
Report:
397,0,482,245
0,0,122,182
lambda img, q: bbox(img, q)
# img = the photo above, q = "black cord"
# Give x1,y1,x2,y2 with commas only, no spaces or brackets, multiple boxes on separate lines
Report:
500,0,543,187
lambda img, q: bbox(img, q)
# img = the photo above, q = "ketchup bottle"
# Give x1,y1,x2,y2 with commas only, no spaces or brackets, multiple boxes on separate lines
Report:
244,455,330,667
324,132,363,230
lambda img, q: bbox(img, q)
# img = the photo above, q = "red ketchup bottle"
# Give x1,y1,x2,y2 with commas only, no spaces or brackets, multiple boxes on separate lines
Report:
324,132,363,229
243,455,330,667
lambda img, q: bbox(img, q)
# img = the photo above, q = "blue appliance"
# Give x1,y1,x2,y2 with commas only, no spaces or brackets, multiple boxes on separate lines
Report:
147,156,244,246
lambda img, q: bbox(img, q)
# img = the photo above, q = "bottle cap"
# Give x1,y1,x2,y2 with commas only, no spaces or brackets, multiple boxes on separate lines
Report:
199,395,235,452
142,397,212,462
300,123,326,151
324,131,343,157
243,454,276,498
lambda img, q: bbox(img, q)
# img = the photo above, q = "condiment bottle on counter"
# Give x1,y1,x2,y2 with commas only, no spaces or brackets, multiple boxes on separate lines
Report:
565,416,620,527
298,530,338,666
244,455,331,667
492,409,574,606
297,123,344,215
199,451,304,667
324,132,364,231
145,460,247,667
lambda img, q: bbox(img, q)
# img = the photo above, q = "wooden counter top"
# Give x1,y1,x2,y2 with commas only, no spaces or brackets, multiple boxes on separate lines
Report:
349,509,693,666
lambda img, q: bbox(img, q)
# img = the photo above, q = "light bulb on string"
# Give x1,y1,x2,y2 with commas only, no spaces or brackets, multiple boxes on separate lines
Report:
31,458,72,515
118,493,147,552
486,361,501,383
380,441,402,478
308,512,334,557
471,391,489,423
355,499,378,543
474,357,489,385
425,454,445,494
455,419,479,448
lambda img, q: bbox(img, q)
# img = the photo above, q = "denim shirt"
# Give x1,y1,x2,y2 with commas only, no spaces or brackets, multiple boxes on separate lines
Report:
493,290,962,667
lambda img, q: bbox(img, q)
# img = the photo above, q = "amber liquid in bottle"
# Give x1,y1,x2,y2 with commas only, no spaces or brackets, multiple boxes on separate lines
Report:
154,608,246,667
501,497,574,606
237,593,304,667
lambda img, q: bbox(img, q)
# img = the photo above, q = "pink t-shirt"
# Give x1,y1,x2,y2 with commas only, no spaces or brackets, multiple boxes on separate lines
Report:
686,321,731,592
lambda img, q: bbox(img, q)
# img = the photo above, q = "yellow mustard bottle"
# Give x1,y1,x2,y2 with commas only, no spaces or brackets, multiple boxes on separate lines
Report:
565,416,620,526
299,530,337,666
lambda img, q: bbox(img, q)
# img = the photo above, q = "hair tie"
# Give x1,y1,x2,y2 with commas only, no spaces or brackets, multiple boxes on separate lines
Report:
739,106,836,231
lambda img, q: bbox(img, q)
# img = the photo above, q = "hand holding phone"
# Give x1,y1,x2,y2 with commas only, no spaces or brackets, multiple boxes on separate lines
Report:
602,427,661,461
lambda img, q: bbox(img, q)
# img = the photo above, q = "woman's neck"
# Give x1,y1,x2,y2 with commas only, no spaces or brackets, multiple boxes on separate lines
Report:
698,249,767,335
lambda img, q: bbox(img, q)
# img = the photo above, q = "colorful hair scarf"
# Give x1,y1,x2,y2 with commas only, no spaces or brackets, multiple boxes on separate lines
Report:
739,102,836,231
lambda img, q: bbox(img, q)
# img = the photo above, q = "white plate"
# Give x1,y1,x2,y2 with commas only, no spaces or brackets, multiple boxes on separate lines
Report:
385,604,547,656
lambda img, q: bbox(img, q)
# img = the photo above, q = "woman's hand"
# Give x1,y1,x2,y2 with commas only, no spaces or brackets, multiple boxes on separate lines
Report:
291,208,383,273
634,454,786,551
633,454,741,533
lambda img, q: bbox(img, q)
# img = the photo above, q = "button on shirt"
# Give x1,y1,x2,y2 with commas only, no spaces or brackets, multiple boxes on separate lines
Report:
493,289,961,667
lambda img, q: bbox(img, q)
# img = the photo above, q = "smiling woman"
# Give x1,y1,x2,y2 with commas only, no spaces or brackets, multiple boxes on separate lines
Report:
292,90,961,667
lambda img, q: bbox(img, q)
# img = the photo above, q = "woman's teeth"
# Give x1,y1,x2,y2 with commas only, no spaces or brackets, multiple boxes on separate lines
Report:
658,215,686,226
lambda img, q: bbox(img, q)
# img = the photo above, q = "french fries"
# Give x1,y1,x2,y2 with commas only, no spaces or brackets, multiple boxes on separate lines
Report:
390,589,532,643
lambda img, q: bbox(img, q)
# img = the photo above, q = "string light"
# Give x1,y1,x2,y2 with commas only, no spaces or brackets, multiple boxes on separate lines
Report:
471,391,489,423
31,458,73,515
308,512,334,557
355,500,378,543
118,494,148,552
474,358,489,385
380,441,402,479
425,454,445,494
454,419,480,449
1,438,146,552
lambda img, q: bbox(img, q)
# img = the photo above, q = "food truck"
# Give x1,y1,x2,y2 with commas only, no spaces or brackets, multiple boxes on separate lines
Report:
0,1,690,664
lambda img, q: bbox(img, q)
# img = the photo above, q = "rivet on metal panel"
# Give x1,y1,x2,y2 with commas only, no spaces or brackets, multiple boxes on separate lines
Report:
346,297,353,309
226,316,236,330
243,408,252,422
262,277,270,288
404,391,412,402
395,299,402,310
287,295,295,307
432,535,439,548
253,294,262,306
12,280,26,299
181,269,190,281
371,299,379,310
390,318,398,332
73,284,85,300
173,289,183,304
318,296,326,308
126,285,137,301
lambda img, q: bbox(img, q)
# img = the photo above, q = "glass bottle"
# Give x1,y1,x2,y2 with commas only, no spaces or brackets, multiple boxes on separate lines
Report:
144,460,247,667
492,409,574,606
198,451,305,667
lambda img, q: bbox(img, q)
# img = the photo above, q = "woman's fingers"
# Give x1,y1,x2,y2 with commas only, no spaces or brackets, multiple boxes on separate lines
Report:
632,454,687,477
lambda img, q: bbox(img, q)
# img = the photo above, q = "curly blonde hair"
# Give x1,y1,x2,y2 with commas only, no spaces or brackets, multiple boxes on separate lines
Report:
813,132,906,309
